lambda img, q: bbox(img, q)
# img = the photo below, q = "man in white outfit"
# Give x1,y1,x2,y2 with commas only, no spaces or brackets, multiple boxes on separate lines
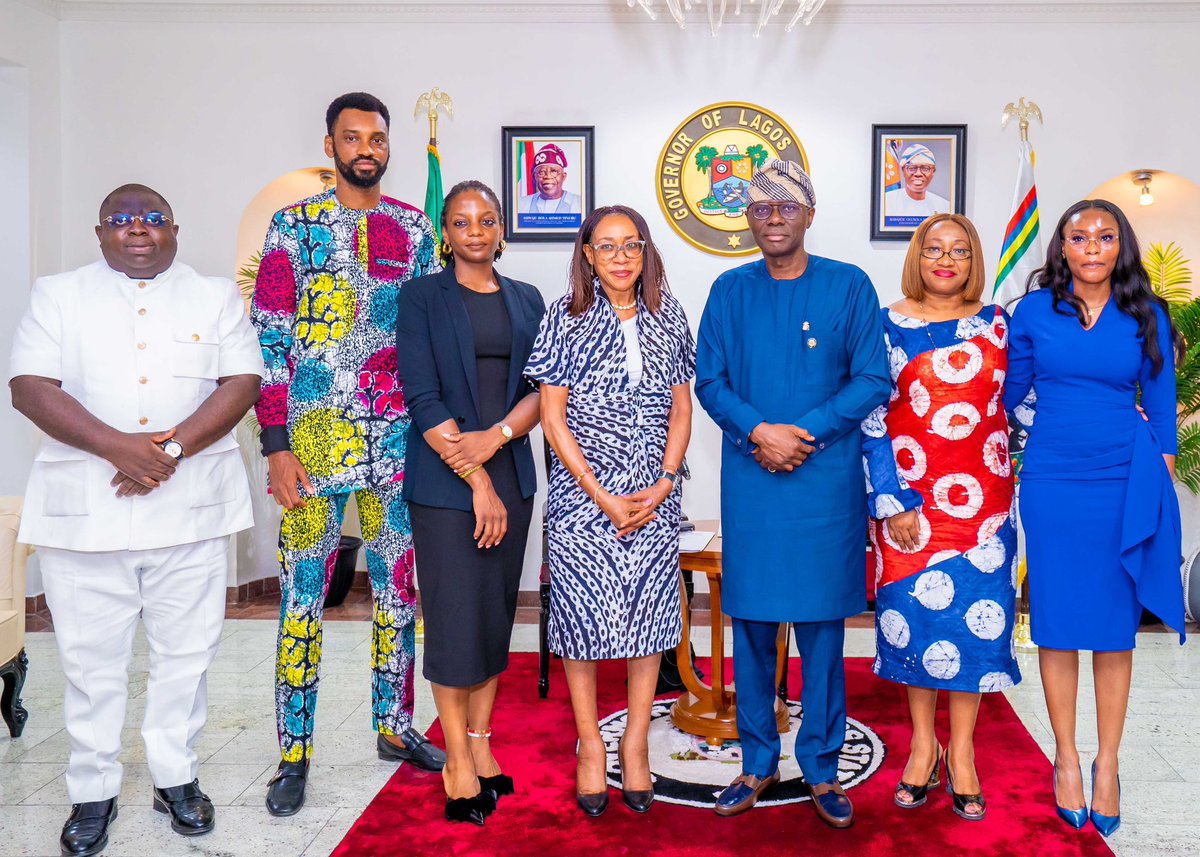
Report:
8,184,264,857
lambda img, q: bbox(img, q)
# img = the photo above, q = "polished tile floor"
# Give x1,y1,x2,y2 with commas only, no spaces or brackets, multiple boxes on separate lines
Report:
1,618,1197,856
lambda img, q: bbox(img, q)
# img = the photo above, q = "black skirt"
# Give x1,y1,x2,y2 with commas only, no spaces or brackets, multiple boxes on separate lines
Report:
411,447,534,687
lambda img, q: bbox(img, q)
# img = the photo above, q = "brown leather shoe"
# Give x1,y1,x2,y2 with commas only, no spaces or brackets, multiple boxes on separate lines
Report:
809,781,854,829
713,771,781,817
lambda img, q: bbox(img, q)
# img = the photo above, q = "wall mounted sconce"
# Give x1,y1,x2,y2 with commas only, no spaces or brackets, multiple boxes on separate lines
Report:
1133,170,1155,207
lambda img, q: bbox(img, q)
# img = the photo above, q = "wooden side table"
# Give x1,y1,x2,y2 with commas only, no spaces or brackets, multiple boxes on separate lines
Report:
671,521,789,745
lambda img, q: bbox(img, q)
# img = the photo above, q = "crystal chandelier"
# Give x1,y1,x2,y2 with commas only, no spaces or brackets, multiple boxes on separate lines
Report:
626,0,829,36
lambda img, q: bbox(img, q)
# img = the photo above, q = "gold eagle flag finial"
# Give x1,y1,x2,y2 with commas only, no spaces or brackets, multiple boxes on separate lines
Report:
1001,97,1044,142
414,88,454,146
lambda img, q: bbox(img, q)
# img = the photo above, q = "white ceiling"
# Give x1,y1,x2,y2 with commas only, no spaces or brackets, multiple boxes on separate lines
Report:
16,0,1200,24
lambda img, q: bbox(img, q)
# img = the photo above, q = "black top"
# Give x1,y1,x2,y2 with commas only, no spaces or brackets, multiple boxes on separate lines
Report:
460,286,513,426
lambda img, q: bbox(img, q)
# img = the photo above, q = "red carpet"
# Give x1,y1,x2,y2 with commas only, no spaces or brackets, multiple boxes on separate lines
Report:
332,656,1114,857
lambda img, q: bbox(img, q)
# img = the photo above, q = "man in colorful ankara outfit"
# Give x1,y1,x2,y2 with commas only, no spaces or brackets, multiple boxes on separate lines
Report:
696,159,889,829
251,91,445,817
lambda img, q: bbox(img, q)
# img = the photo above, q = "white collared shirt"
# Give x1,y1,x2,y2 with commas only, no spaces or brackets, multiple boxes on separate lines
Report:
9,260,266,551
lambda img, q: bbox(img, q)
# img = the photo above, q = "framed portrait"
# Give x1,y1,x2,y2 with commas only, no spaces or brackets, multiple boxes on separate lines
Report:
870,124,967,241
501,126,595,243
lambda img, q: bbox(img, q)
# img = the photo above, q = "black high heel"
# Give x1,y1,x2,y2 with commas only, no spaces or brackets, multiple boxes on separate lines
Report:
576,740,610,818
945,753,986,821
894,744,942,809
444,794,488,826
618,737,654,813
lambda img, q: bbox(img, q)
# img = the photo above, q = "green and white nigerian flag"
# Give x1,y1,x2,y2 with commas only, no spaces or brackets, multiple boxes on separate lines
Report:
425,144,444,243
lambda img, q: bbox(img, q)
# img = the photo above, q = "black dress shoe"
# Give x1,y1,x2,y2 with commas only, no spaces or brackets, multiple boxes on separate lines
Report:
265,760,309,817
60,799,117,857
444,794,488,826
376,729,447,772
153,779,215,835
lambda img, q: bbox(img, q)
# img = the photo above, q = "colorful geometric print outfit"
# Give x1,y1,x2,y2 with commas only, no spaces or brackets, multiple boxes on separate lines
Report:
863,305,1021,693
525,291,696,661
250,189,440,762
275,483,414,763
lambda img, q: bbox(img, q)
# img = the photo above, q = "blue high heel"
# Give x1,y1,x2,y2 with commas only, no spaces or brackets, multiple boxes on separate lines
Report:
1089,761,1121,837
1053,764,1088,830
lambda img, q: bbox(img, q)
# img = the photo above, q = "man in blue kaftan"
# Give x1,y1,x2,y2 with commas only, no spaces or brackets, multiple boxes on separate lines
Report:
696,160,890,828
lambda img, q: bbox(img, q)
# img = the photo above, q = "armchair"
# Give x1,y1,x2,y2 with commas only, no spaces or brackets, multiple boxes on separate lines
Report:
0,497,31,738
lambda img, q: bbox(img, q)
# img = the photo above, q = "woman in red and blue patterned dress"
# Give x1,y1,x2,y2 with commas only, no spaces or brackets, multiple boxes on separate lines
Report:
863,214,1020,822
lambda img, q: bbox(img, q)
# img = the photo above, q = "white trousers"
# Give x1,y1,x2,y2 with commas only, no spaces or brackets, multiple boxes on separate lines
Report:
40,536,228,803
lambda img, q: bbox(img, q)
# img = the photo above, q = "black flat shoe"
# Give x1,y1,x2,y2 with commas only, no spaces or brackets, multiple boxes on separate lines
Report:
576,790,609,818
265,760,309,817
894,745,942,809
60,799,117,857
377,730,447,772
153,779,215,835
445,795,488,826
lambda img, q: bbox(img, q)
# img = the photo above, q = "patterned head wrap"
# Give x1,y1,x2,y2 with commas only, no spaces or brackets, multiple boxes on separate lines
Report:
747,159,815,208
900,144,936,168
534,144,568,170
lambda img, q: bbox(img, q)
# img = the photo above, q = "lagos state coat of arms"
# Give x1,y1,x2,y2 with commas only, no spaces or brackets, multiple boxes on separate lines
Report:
656,102,808,257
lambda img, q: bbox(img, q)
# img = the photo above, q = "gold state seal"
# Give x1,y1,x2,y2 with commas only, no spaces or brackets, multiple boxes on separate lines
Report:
656,102,808,257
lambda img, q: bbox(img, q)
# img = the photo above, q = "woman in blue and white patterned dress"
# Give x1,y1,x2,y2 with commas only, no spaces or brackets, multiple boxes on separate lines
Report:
525,205,695,817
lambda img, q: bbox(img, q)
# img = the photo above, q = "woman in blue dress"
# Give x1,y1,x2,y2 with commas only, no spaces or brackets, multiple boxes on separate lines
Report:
863,214,1020,822
1004,200,1185,837
526,205,695,817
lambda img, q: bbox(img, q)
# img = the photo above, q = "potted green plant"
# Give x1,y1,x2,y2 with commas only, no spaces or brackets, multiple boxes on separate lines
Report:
1144,242,1200,494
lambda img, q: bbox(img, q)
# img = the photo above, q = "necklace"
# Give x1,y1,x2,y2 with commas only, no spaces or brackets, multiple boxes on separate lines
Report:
1084,300,1109,321
611,300,636,311
916,301,962,351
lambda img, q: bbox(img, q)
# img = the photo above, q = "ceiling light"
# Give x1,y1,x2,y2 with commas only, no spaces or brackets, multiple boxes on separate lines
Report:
1133,170,1155,207
628,0,829,37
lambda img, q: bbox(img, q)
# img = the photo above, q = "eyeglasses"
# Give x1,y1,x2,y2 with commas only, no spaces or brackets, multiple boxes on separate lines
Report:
920,247,972,261
747,201,808,221
101,212,174,229
1064,233,1118,250
590,241,646,261
903,164,935,175
534,167,563,178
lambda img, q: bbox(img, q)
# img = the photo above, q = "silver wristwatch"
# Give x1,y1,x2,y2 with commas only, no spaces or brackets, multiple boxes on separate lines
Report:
657,469,679,488
160,439,185,461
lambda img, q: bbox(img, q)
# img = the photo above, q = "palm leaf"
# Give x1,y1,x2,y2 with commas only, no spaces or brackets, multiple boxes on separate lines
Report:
1144,242,1194,305
1174,298,1200,424
236,251,263,301
1176,422,1200,494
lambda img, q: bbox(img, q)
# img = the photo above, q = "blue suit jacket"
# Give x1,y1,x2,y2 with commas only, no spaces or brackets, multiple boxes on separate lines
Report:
396,267,546,512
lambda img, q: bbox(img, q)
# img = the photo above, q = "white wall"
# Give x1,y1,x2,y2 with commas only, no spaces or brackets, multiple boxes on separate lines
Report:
33,13,1200,590
1,0,61,596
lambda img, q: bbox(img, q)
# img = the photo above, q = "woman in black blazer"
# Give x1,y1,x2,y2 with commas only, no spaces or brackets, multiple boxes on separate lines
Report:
396,180,546,826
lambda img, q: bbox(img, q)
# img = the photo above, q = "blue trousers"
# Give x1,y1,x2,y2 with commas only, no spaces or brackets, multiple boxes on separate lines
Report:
732,617,845,785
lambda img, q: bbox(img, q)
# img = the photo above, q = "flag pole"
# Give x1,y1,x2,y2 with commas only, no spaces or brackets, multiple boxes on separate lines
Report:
999,96,1044,652
414,88,454,244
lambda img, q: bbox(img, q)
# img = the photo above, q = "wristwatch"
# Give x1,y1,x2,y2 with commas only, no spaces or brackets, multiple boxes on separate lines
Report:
657,469,679,488
160,439,185,461
496,423,514,445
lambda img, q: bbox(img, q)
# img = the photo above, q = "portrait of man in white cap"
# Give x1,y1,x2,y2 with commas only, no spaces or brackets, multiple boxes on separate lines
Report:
884,142,951,221
518,143,583,215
